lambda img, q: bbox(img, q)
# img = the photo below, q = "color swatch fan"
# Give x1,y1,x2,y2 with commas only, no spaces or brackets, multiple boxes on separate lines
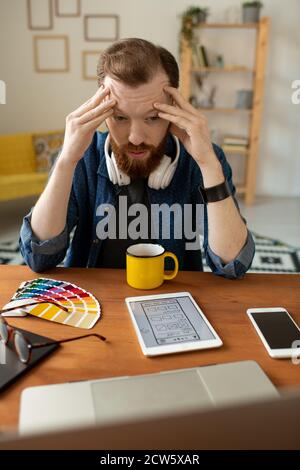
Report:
1,278,101,329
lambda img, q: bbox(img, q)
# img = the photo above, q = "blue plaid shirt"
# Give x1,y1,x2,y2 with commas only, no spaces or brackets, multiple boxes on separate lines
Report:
20,131,255,278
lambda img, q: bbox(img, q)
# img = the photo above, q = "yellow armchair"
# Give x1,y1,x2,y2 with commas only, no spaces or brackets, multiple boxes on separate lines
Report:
0,131,63,201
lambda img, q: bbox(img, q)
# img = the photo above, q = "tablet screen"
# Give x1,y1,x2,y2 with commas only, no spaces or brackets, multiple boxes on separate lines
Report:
128,296,215,347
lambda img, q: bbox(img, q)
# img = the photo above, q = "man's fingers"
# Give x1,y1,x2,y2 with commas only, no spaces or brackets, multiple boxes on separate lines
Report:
154,102,196,123
73,86,110,117
163,86,200,117
157,111,191,131
72,86,111,118
83,108,114,132
77,98,116,125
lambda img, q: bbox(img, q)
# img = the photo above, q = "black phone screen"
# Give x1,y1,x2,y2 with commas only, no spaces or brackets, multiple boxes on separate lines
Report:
251,311,300,349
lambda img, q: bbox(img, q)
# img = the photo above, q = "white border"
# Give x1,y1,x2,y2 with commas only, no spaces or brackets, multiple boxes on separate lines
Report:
125,291,222,356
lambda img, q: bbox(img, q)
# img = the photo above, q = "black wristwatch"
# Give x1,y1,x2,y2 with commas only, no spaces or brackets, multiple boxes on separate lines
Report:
198,179,232,204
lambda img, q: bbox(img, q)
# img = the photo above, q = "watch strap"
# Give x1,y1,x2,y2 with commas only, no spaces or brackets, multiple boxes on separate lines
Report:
199,179,232,204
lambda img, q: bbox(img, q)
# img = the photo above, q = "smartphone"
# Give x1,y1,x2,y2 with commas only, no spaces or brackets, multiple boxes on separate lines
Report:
247,307,300,358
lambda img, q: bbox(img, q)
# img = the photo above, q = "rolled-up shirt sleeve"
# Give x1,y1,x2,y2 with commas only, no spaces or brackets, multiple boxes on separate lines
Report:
19,208,70,272
21,209,69,255
197,144,255,279
19,153,80,272
205,229,255,279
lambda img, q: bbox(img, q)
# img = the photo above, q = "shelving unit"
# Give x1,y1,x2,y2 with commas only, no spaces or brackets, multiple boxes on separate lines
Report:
180,17,270,205
196,108,253,113
191,66,254,73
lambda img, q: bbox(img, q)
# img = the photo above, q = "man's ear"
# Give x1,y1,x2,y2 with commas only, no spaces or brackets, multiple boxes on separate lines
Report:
166,94,174,106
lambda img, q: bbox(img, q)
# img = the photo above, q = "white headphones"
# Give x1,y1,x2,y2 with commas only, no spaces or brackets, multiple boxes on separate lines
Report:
104,133,180,189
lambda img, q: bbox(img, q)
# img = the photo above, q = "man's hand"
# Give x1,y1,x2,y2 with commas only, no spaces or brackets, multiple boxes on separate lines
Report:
154,87,248,265
60,86,116,165
154,86,219,170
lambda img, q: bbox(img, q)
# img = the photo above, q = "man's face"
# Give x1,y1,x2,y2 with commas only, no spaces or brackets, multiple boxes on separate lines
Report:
104,71,172,179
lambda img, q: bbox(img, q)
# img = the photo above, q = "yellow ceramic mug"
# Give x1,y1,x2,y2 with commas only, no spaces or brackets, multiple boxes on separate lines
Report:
126,243,179,289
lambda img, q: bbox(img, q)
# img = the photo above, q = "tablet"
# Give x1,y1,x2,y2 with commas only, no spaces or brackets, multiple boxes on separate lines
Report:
125,292,223,356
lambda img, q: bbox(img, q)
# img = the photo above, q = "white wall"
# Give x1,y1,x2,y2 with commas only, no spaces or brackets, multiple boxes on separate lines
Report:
0,0,299,196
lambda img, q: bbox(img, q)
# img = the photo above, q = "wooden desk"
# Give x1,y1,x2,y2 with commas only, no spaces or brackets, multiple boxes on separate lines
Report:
0,265,300,431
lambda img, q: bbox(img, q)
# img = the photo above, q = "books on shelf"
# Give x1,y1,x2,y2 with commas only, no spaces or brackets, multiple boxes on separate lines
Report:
200,45,209,67
192,44,201,67
223,134,249,146
222,144,249,154
222,135,249,154
192,44,210,68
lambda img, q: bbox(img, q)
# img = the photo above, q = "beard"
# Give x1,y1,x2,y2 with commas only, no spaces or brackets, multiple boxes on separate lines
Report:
109,130,170,180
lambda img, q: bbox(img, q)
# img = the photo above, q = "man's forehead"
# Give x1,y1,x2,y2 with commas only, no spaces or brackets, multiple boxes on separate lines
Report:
103,73,170,109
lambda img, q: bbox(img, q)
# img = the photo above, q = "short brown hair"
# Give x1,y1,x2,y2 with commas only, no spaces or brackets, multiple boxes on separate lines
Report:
97,38,179,88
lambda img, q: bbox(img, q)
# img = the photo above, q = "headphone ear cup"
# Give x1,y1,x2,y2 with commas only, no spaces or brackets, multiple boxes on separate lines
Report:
106,154,118,184
148,155,171,189
104,134,131,185
161,162,177,189
159,134,180,189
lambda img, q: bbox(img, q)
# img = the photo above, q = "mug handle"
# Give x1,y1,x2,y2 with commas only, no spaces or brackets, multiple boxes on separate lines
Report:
163,252,179,280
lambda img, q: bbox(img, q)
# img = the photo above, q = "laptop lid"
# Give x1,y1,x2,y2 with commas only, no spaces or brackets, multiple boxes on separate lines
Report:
5,391,300,450
19,360,279,435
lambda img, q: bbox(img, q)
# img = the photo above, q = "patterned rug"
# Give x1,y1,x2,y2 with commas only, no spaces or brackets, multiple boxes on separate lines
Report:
1,233,300,274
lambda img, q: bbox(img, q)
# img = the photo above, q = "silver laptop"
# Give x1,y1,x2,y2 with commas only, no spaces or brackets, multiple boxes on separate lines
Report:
19,360,279,435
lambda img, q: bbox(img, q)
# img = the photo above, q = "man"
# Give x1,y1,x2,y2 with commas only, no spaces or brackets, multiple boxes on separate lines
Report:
20,38,255,278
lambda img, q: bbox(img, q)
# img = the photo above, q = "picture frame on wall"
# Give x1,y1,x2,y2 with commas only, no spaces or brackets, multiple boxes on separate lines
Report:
82,51,102,80
84,15,119,42
33,35,70,73
27,0,53,30
55,0,81,18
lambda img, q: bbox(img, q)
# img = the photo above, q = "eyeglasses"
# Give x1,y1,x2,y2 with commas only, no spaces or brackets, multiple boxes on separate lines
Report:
0,317,106,364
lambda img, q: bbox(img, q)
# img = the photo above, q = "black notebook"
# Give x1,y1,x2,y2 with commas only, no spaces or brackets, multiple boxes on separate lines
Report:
0,328,59,393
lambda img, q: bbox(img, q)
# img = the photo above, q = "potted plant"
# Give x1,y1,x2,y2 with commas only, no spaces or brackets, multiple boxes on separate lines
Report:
185,6,209,24
242,1,263,23
181,6,209,45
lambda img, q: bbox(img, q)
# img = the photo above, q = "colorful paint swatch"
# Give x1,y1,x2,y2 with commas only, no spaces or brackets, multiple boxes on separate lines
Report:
1,278,101,329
